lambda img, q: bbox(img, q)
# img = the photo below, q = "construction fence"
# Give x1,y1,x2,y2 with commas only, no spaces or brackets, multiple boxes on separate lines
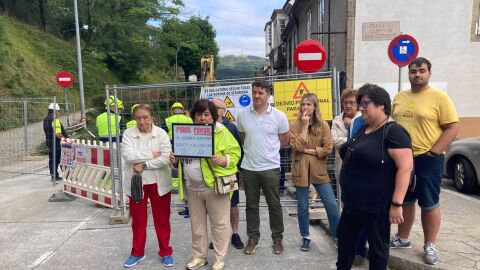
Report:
103,71,342,212
0,98,76,180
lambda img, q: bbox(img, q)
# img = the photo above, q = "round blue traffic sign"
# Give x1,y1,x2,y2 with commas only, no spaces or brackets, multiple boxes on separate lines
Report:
239,95,251,107
388,34,419,67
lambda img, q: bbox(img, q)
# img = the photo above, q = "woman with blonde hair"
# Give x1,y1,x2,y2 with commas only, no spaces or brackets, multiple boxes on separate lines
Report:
289,93,340,251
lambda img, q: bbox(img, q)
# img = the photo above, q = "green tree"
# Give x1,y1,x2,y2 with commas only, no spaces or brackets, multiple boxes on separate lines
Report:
159,16,219,81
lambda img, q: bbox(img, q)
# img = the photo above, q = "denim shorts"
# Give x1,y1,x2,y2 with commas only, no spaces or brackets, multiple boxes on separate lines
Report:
404,153,444,210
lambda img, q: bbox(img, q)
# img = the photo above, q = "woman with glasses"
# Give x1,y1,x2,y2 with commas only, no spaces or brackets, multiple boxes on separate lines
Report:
289,93,339,251
336,84,413,270
170,99,241,270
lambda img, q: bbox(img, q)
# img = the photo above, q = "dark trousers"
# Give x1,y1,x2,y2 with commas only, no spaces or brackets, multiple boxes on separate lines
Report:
337,207,390,270
48,145,61,180
243,168,284,241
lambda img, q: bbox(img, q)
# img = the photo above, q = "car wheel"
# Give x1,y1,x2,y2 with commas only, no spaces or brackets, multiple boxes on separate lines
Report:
453,157,479,193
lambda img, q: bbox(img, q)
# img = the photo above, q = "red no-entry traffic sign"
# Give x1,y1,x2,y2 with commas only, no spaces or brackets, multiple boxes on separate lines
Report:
294,39,327,73
56,71,74,88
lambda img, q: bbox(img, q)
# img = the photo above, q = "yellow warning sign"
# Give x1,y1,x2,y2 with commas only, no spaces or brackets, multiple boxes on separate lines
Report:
224,96,235,108
273,78,333,122
292,82,310,99
225,110,235,122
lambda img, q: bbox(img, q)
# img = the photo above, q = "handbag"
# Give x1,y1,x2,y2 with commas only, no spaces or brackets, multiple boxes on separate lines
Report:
131,173,143,202
205,159,238,194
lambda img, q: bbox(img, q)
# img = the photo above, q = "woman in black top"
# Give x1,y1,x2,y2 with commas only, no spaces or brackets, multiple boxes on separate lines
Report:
336,84,413,270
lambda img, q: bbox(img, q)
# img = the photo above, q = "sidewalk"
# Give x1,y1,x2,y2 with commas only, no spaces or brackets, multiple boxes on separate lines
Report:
301,186,480,270
0,174,338,270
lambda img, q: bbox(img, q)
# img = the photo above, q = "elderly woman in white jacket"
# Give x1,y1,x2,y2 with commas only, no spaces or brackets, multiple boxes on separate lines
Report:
331,89,360,183
122,103,175,268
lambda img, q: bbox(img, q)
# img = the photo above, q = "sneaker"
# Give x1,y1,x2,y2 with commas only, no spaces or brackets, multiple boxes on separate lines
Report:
209,242,214,249
300,237,310,251
353,255,366,266
424,242,439,265
186,257,207,270
162,256,175,267
212,259,225,270
244,239,259,255
123,255,146,268
272,240,284,254
231,234,244,249
389,234,412,249
178,207,189,216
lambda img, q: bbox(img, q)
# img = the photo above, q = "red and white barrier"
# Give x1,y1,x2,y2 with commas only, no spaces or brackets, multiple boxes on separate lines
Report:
61,140,122,208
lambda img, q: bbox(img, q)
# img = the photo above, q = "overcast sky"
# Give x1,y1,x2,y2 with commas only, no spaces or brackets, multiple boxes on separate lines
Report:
180,0,282,58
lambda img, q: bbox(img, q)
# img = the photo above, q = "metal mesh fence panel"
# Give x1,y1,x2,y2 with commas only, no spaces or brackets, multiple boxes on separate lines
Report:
105,71,341,210
0,99,73,180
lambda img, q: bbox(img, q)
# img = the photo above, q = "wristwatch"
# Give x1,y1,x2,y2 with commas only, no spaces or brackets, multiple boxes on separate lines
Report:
391,201,403,207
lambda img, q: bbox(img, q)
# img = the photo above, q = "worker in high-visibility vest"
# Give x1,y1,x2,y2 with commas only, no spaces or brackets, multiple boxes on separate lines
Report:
96,96,125,143
126,104,140,128
43,103,68,181
161,102,193,140
161,102,192,217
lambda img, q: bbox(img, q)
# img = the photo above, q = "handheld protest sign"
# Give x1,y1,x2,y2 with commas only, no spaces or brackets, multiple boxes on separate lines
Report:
172,123,214,158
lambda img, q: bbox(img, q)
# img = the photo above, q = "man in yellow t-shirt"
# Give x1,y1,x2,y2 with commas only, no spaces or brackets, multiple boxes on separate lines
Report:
391,57,459,265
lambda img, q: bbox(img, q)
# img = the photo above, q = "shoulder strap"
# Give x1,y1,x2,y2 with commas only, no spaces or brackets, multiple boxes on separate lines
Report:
204,158,217,177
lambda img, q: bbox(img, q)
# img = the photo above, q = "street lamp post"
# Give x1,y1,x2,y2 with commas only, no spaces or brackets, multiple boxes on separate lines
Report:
73,0,85,121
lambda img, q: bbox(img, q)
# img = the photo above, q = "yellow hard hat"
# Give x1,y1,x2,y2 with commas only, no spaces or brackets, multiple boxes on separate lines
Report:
104,96,124,110
171,102,184,110
131,104,140,114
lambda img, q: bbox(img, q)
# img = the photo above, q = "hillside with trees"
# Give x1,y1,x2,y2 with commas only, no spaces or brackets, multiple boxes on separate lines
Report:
216,55,268,79
0,0,219,103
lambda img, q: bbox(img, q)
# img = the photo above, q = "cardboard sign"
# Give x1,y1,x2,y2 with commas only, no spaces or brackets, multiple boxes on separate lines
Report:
172,123,214,158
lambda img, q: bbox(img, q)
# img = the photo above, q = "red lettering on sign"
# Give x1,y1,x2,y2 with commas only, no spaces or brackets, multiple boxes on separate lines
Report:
194,127,211,135
176,126,191,133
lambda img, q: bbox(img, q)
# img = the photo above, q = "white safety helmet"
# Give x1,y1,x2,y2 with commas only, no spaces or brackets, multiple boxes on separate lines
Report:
48,103,61,111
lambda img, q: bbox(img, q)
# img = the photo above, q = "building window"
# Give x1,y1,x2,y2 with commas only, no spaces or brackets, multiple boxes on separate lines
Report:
306,10,312,39
280,19,286,33
471,0,480,41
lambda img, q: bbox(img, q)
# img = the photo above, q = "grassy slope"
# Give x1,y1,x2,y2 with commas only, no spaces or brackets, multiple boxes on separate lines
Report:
0,15,118,104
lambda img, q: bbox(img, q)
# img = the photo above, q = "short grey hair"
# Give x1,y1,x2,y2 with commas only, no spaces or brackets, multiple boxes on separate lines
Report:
212,98,226,108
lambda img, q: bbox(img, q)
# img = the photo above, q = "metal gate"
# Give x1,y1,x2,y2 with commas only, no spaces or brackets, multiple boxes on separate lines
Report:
0,98,75,180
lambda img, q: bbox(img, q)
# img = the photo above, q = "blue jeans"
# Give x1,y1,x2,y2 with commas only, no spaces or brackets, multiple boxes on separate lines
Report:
296,183,340,237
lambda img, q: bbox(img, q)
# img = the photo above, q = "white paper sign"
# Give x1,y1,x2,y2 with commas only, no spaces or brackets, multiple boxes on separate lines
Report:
200,84,252,122
172,124,214,158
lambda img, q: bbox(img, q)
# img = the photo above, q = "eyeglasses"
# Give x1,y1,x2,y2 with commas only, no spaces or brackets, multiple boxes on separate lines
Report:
216,106,226,110
342,101,356,107
358,99,373,109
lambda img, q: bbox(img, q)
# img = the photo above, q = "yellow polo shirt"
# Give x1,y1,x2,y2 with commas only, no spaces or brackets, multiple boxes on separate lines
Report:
392,87,458,156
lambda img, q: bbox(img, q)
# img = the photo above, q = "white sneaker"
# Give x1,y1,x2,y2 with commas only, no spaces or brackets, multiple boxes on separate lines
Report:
424,242,439,265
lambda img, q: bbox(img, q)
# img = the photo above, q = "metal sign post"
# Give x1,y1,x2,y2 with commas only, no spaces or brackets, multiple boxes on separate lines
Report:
388,34,419,92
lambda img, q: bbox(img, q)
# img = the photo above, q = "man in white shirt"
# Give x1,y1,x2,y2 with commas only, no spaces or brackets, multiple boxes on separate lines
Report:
237,79,290,255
